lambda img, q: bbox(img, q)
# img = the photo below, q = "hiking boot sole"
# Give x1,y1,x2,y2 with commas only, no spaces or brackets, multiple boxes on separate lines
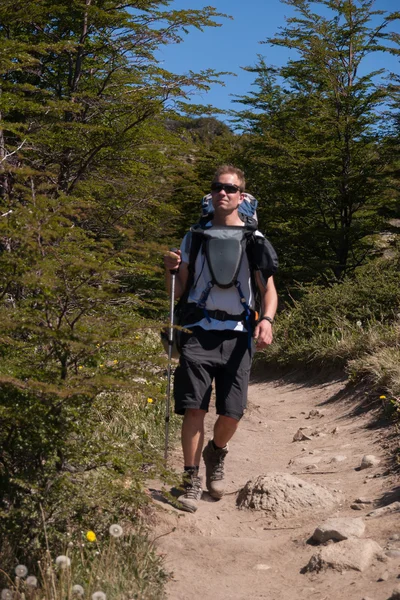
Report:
178,499,199,513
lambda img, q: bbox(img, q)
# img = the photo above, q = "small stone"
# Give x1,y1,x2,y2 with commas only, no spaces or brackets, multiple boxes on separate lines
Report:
360,455,381,470
254,564,271,571
351,503,364,510
378,570,389,581
386,550,400,558
331,427,339,434
331,455,347,463
306,409,325,419
389,534,400,541
293,429,312,442
355,498,373,504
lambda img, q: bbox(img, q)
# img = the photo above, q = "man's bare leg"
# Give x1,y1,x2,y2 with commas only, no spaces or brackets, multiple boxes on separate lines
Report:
181,408,207,466
213,414,239,448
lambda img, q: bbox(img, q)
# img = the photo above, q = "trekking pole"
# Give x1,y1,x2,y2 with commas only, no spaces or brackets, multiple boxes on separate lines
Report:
164,249,179,462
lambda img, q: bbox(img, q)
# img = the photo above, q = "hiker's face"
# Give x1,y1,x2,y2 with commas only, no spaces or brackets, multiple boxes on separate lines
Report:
210,174,244,213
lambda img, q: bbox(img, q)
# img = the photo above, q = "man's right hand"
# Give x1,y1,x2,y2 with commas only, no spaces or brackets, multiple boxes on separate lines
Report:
164,249,181,273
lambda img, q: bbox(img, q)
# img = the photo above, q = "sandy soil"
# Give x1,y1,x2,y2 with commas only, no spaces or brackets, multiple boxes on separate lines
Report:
151,376,400,600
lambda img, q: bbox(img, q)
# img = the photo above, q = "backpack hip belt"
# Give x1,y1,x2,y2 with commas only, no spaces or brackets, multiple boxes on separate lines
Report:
185,303,254,324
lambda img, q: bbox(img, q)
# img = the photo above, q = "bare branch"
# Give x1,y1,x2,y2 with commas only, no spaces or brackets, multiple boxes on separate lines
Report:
0,139,27,164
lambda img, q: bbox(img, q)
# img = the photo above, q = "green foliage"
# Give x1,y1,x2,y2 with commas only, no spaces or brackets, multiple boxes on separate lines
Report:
162,116,243,237
233,0,400,283
259,253,400,395
0,0,226,582
0,324,180,568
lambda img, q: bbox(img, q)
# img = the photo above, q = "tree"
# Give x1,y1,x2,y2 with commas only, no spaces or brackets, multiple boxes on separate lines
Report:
0,0,228,564
234,0,399,283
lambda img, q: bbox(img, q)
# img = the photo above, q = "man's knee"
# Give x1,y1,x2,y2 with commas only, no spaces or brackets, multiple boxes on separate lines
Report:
184,408,207,422
216,414,240,428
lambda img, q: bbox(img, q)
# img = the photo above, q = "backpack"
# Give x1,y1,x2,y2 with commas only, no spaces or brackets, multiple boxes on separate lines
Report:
161,193,278,357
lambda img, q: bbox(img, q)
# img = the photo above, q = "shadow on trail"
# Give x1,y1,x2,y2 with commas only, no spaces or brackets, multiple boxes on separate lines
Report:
251,360,346,389
377,485,400,507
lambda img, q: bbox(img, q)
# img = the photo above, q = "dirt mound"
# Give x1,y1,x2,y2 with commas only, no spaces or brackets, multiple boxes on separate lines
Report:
236,472,339,518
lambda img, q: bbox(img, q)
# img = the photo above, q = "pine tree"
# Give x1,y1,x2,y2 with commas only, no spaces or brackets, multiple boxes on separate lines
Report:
0,0,228,563
234,0,399,282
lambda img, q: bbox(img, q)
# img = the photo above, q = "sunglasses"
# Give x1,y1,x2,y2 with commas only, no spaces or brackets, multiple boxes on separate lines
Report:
211,182,241,194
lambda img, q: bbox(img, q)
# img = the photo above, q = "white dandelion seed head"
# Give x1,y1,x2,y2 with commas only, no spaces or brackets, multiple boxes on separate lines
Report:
15,564,28,578
1,590,13,600
109,523,123,538
92,592,107,600
26,576,38,587
356,320,362,328
72,584,85,596
55,555,71,568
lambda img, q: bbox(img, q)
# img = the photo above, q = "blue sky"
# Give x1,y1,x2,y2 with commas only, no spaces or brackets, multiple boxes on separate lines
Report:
157,0,400,114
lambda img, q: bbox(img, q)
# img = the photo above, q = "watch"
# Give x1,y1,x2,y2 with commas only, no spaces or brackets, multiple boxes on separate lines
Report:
258,316,274,325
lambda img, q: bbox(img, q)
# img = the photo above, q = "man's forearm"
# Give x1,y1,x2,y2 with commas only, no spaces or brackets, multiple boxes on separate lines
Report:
165,270,186,299
257,274,278,320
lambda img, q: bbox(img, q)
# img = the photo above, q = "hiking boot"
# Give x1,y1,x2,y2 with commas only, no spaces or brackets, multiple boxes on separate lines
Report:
202,440,228,499
177,474,203,513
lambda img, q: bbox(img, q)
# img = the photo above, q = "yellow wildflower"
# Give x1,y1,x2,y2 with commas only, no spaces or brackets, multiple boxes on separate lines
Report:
78,366,83,370
380,395,386,399
86,531,96,543
147,397,153,404
99,364,104,368
113,360,118,364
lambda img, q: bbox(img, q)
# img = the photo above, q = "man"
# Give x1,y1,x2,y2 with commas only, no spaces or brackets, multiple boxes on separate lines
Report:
164,165,278,512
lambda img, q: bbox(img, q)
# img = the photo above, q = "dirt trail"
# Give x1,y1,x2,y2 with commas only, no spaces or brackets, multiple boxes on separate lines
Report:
152,377,400,600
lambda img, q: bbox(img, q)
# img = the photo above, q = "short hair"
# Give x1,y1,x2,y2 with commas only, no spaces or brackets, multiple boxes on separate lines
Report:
212,165,246,192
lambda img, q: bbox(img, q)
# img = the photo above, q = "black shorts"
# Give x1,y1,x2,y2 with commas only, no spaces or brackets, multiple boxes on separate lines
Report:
173,327,254,421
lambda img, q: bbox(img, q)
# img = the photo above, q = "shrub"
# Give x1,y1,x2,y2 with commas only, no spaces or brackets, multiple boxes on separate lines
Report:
258,254,400,392
0,320,179,580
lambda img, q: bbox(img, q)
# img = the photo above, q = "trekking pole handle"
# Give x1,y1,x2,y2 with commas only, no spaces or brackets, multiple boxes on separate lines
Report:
169,247,180,275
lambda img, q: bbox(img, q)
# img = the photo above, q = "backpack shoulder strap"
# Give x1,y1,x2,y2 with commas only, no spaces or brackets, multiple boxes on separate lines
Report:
179,221,209,302
241,215,258,230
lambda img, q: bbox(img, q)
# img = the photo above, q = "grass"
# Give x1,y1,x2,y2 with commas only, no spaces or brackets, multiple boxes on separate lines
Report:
258,255,400,401
0,522,169,600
